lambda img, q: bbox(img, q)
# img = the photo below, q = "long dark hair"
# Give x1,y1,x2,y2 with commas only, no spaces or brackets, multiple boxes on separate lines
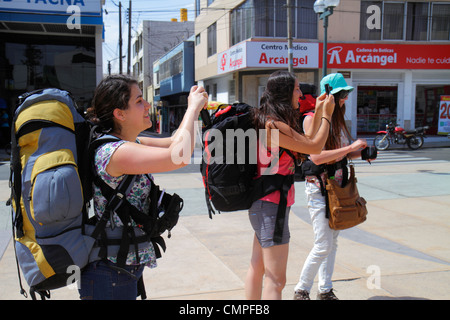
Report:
253,70,301,133
87,74,138,132
325,90,352,150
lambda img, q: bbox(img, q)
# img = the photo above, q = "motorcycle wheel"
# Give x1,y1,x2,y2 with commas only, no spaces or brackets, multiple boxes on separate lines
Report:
407,135,424,150
374,135,390,150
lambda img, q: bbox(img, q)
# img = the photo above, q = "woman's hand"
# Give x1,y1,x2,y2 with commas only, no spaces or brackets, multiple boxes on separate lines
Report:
304,93,335,139
188,85,208,113
350,139,367,152
317,93,335,119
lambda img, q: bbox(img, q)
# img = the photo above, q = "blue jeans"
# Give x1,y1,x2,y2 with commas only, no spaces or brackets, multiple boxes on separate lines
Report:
79,260,144,300
295,181,339,294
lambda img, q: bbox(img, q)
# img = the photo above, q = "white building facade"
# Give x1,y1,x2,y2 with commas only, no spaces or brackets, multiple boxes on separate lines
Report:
194,0,450,136
132,20,194,100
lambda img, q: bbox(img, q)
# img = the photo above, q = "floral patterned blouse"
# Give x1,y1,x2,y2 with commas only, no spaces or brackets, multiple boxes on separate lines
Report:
93,139,157,268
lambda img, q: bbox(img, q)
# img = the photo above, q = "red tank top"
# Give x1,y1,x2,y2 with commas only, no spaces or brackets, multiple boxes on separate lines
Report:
256,144,296,207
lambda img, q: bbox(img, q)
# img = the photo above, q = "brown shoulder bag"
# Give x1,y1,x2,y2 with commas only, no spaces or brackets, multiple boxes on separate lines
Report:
325,164,368,230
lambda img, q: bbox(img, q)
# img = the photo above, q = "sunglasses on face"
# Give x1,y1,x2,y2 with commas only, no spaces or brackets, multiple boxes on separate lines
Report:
339,91,349,99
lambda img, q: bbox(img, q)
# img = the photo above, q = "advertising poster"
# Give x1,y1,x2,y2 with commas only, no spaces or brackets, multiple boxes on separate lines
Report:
438,95,450,135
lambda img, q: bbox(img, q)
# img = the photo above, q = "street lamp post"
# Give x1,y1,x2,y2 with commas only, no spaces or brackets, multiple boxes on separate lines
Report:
287,0,293,73
108,56,126,75
314,0,340,78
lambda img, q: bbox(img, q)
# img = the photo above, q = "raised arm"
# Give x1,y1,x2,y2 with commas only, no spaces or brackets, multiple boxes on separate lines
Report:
267,93,335,155
105,86,208,176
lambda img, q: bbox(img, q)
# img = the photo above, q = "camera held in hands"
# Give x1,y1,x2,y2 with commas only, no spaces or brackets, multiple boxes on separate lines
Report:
361,146,378,161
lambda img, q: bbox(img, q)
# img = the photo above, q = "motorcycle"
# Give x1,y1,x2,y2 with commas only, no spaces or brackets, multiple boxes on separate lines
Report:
373,121,429,151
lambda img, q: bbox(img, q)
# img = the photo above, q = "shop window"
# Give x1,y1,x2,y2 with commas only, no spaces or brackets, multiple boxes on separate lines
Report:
255,0,274,37
415,85,450,134
231,1,252,45
431,3,450,40
159,52,183,82
207,23,217,57
211,83,217,101
0,33,96,112
360,1,382,40
296,0,317,39
229,79,236,103
195,0,201,17
253,0,316,39
360,1,450,41
383,2,405,40
406,2,429,41
357,86,398,133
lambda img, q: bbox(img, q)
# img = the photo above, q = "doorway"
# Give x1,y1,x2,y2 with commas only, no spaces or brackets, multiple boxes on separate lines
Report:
357,86,398,134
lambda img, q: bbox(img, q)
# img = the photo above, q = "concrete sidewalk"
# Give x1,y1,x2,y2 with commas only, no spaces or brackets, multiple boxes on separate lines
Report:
0,151,449,301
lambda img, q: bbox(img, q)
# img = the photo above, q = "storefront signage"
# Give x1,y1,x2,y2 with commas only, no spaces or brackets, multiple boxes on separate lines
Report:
217,41,318,74
247,41,318,69
217,42,450,73
0,0,101,15
438,95,450,135
322,44,450,69
217,42,247,74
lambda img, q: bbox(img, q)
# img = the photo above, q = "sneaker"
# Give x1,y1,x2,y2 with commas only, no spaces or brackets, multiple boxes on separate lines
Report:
316,289,339,300
293,289,310,300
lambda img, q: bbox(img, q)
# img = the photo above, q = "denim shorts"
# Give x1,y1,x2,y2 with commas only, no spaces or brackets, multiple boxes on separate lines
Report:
248,200,290,248
79,260,144,300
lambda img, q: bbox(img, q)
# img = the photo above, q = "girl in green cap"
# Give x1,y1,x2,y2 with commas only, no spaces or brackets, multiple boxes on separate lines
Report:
294,73,369,300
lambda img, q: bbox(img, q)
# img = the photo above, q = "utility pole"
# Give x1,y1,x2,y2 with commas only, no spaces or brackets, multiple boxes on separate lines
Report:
127,0,132,75
287,0,293,73
119,1,123,74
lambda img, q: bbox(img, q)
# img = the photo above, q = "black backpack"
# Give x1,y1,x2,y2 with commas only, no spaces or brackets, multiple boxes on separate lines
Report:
200,103,295,243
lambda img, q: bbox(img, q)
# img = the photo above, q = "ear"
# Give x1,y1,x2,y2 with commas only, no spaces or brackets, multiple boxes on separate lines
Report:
113,108,125,121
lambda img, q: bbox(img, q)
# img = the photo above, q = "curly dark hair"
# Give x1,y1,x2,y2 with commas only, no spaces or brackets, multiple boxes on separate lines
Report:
87,74,138,132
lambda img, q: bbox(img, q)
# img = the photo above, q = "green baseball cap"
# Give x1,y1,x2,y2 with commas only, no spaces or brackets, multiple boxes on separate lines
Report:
320,73,354,95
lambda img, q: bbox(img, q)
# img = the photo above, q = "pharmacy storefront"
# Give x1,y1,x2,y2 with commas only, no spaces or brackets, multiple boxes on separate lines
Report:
215,41,450,136
324,43,450,136
0,0,104,114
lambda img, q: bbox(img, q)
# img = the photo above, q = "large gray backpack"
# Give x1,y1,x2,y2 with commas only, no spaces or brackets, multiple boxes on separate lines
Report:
9,88,94,299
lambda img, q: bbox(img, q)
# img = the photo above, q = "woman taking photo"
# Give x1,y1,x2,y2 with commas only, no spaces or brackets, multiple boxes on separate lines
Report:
293,73,368,300
80,75,208,300
245,70,336,300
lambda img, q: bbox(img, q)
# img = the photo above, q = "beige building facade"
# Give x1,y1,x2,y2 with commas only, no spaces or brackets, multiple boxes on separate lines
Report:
194,0,450,136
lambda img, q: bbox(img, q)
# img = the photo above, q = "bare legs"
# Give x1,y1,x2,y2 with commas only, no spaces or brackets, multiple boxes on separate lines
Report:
245,234,289,300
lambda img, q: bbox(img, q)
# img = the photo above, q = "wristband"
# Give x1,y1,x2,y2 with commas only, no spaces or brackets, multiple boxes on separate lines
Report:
321,117,331,126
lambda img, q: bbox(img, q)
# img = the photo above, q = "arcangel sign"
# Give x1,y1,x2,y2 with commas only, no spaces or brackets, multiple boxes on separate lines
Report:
322,43,450,69
247,41,319,69
217,41,450,74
